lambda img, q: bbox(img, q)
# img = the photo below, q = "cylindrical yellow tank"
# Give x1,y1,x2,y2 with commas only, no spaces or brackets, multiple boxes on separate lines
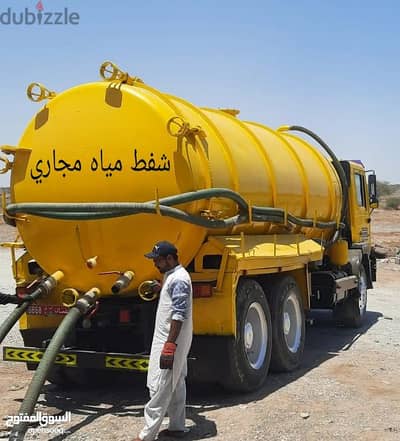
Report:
8,67,342,293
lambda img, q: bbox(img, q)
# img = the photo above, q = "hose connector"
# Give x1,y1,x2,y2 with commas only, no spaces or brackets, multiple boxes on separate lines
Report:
138,280,161,302
22,270,64,301
61,288,79,308
111,270,135,294
276,125,290,132
75,287,100,315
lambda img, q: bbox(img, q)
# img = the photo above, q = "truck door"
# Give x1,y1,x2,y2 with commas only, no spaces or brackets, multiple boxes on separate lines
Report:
349,165,370,245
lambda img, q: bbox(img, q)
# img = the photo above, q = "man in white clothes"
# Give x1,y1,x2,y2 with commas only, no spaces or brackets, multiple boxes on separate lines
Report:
132,241,193,441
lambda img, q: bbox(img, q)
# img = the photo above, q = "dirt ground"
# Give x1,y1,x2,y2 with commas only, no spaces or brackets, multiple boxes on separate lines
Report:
0,210,399,441
371,209,400,255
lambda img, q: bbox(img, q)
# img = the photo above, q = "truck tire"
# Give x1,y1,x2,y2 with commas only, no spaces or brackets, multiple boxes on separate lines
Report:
222,279,272,392
268,276,305,372
334,266,367,328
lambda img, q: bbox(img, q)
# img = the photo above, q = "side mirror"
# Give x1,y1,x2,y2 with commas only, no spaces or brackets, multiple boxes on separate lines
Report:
368,174,379,208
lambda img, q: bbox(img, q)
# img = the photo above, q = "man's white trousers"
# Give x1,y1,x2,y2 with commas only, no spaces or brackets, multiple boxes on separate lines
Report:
139,369,186,441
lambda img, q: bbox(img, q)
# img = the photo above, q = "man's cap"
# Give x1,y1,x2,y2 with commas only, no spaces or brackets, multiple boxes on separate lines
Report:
144,241,178,259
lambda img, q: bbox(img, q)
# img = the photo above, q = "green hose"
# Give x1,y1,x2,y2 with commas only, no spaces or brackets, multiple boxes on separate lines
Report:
155,188,248,214
284,126,349,224
6,187,342,230
7,188,247,228
0,293,21,305
8,309,81,441
0,301,30,345
0,273,62,345
8,289,98,441
252,206,342,229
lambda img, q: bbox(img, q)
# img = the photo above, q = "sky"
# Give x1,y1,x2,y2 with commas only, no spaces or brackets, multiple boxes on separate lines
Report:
0,0,399,187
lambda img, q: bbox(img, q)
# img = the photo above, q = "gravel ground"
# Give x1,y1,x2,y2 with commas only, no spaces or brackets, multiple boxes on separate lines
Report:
0,248,400,440
371,209,400,255
0,248,22,348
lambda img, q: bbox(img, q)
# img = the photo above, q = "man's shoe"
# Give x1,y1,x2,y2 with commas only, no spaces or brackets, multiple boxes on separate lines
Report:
158,428,187,438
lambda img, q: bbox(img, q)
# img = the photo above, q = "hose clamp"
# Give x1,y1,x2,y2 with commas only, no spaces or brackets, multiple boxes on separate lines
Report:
75,288,100,315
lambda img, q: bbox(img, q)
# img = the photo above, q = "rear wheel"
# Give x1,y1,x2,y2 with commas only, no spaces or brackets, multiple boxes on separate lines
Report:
222,279,272,392
334,266,367,328
268,276,305,372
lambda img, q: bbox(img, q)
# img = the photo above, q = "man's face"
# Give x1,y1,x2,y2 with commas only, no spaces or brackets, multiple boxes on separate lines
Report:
153,255,175,273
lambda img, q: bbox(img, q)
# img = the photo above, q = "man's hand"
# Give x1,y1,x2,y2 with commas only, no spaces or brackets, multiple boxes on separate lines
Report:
150,280,162,293
160,342,177,369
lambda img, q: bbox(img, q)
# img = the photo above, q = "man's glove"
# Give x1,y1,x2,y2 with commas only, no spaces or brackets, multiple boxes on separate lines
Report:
160,342,177,369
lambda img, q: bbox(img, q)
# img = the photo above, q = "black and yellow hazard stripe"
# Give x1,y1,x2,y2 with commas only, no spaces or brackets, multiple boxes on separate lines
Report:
3,346,149,372
4,348,77,366
105,356,149,371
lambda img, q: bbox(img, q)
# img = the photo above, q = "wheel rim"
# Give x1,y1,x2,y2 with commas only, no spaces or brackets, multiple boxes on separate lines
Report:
244,302,268,370
358,271,367,313
283,291,302,353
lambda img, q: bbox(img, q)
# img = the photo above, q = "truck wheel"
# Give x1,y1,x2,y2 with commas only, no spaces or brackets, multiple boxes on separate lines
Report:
268,276,305,372
334,266,367,328
222,279,272,392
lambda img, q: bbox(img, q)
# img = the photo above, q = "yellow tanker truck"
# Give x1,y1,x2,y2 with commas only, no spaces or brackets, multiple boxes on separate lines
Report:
0,62,378,398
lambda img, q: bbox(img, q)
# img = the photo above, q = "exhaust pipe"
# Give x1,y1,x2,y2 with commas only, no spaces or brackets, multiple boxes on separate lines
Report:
0,271,64,345
8,287,100,441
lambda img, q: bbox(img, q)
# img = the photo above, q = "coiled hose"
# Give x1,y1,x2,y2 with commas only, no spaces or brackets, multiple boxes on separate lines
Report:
6,188,342,230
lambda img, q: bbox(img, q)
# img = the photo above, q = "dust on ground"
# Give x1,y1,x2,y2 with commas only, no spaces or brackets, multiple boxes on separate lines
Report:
0,210,399,441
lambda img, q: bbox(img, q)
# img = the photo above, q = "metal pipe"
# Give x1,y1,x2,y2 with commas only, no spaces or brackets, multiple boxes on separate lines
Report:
8,287,99,441
0,271,64,345
111,270,135,294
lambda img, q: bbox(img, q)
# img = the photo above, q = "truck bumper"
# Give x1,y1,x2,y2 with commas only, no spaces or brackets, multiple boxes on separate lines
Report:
3,346,149,372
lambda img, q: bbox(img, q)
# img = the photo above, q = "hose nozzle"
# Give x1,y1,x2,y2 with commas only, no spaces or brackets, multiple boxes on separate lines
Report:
22,270,64,302
76,287,100,315
111,271,135,294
